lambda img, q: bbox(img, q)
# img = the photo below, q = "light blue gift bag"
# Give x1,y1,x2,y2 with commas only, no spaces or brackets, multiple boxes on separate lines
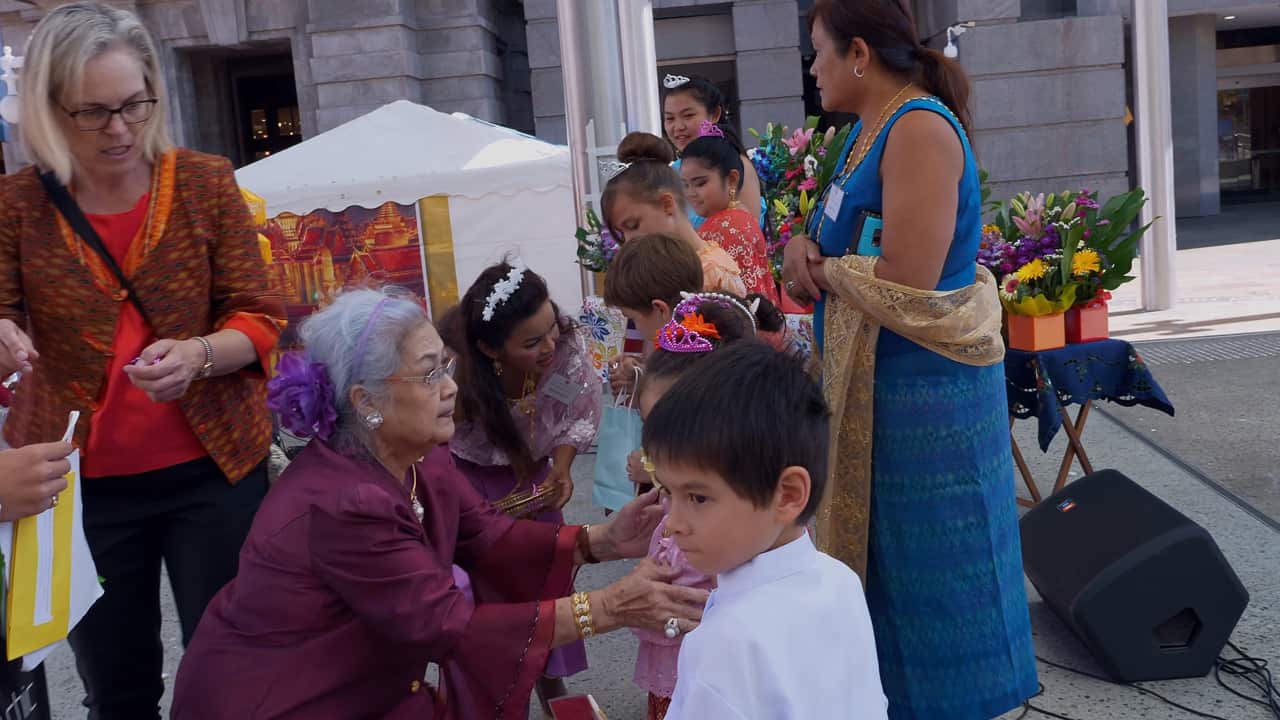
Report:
592,373,643,512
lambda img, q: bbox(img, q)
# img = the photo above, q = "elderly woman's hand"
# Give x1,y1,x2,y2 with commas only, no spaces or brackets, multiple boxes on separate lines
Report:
597,558,709,637
123,338,205,403
603,489,665,559
782,233,823,305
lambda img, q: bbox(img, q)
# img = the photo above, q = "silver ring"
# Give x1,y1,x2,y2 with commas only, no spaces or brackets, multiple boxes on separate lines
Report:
785,280,797,290
664,617,681,639
50,494,59,508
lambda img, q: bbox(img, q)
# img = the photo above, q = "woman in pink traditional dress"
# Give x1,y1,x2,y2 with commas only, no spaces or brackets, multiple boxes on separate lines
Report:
681,122,780,305
438,260,603,709
173,288,709,720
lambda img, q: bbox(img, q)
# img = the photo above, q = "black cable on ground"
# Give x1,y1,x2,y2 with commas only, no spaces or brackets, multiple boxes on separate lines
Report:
1029,650,1280,720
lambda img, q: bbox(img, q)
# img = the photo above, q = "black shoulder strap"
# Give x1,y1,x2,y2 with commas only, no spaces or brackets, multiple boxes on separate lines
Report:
38,171,152,327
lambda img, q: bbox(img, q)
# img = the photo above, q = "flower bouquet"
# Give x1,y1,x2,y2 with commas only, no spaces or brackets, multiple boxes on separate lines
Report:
749,117,852,284
981,191,1085,350
575,207,619,274
983,187,1151,346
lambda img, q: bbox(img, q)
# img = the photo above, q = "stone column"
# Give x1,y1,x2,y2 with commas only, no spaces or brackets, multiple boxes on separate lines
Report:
416,0,506,123
306,0,423,132
731,0,804,142
1169,14,1220,217
524,0,567,143
1133,0,1178,310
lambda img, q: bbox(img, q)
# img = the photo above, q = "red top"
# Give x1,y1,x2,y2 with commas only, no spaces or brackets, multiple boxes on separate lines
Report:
83,194,206,477
82,194,278,478
698,206,780,304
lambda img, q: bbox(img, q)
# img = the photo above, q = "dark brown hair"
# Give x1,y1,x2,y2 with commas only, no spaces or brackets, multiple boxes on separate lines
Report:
601,132,685,239
437,260,572,479
809,0,972,135
603,233,704,312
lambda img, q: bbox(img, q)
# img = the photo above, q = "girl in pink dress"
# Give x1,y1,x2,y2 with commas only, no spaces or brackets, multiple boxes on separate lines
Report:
628,291,779,720
680,123,780,305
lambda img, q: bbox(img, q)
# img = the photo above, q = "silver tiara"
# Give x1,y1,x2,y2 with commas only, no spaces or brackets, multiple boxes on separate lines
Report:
599,159,631,182
663,74,691,90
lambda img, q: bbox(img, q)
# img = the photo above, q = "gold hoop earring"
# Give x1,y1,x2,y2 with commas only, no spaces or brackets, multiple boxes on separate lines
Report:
854,66,865,79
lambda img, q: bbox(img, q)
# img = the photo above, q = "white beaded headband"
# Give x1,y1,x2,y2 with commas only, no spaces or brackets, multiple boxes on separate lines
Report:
482,258,528,322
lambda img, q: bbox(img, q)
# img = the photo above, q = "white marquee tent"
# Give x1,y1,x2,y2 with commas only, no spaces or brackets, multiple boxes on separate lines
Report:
235,99,582,314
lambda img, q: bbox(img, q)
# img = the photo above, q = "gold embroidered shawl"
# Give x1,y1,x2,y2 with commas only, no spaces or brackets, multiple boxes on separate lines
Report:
817,256,1005,581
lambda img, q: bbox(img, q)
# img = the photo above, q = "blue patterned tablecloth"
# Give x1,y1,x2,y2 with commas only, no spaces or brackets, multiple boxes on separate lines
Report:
1005,338,1175,451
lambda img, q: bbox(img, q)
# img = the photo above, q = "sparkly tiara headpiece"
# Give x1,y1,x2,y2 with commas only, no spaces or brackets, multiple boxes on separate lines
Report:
655,292,758,353
663,74,691,90
482,258,528,322
697,121,724,139
599,159,631,182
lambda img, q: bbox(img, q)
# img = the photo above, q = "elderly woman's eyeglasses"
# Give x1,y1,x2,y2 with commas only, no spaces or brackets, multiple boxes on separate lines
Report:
62,99,159,132
387,356,456,388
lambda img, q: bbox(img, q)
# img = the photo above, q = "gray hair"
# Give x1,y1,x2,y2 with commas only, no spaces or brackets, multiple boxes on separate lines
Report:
19,2,174,183
298,287,428,452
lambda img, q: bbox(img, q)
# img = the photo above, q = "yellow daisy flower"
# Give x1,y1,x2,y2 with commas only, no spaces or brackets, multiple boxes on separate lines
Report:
1015,258,1047,283
1073,249,1101,276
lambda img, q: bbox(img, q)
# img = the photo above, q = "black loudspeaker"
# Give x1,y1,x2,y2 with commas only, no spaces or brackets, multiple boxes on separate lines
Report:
1020,469,1250,682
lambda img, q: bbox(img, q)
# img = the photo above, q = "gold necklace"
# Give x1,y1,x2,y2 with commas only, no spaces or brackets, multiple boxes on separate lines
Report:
813,83,918,248
409,464,424,522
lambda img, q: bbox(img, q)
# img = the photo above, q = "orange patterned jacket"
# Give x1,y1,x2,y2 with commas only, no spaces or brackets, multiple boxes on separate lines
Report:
0,149,286,483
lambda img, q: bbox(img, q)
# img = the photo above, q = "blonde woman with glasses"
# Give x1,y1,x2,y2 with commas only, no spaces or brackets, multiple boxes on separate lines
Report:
0,3,285,717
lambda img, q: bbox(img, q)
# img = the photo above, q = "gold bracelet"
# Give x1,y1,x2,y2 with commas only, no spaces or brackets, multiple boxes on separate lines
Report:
578,524,599,564
571,591,595,639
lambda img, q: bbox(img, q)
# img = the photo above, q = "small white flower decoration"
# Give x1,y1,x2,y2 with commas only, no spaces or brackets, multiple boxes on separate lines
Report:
482,258,528,322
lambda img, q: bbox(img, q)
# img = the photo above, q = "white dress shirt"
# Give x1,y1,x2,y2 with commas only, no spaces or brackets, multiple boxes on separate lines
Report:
666,532,888,719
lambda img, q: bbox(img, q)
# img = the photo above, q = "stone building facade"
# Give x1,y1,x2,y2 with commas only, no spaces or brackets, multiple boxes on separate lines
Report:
2,0,1278,218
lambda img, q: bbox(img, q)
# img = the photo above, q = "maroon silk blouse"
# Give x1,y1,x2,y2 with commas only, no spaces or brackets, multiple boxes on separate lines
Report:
172,442,578,719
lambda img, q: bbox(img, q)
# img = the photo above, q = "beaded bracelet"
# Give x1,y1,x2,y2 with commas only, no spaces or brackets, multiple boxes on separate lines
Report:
571,591,595,639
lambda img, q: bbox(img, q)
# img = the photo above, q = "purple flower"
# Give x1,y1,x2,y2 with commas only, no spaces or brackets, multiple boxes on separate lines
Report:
268,352,339,441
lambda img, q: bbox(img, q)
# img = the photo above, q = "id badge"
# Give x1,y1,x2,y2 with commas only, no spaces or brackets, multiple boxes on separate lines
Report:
824,185,845,221
851,210,883,257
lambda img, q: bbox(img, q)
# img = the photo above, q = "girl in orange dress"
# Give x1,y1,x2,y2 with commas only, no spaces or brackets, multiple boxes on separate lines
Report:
602,132,746,298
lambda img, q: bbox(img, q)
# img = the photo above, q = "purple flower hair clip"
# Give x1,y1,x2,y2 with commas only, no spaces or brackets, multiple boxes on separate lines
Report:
698,120,725,139
268,351,339,441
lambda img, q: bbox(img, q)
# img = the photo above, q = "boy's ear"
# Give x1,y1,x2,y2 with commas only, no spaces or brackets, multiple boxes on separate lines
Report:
652,299,671,321
773,466,811,525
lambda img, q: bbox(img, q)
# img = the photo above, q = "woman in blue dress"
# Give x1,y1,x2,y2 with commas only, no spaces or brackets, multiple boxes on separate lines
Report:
782,2,1038,719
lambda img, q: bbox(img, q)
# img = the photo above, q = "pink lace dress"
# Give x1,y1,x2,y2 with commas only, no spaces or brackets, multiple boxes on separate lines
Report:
632,507,715,700
449,323,603,678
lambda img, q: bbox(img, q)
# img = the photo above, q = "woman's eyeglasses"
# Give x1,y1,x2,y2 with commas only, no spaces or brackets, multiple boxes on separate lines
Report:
388,356,457,388
62,98,158,132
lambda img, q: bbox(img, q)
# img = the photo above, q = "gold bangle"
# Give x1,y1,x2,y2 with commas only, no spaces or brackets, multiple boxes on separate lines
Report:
571,591,595,639
578,524,599,564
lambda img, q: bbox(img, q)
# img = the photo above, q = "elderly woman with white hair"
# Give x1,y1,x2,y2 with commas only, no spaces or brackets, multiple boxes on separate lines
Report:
172,288,709,719
0,3,284,717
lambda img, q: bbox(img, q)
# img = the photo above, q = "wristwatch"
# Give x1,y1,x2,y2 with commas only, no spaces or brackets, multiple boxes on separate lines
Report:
193,336,214,380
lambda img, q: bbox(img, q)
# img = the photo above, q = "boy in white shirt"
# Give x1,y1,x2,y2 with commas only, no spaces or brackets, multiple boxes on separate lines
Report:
642,342,888,719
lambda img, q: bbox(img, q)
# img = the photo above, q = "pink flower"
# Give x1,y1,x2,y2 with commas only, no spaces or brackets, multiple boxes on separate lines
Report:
783,128,815,156
798,177,817,192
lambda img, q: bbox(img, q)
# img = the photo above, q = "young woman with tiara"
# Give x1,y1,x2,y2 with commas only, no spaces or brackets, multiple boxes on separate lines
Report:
437,259,602,710
601,133,746,298
681,121,780,304
661,73,764,230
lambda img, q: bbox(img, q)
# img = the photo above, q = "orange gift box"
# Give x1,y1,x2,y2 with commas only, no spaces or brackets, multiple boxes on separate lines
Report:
1065,304,1109,343
1007,312,1066,352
